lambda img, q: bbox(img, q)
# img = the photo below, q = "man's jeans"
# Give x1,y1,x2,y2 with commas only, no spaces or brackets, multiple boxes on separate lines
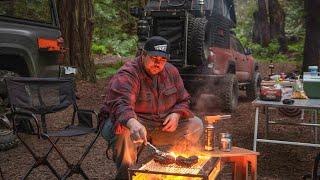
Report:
102,116,203,180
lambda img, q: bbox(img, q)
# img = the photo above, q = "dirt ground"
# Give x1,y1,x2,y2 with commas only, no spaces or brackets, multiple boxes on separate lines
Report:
0,60,318,180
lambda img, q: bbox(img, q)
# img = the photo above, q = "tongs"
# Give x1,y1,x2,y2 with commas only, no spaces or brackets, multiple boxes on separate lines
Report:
147,142,167,155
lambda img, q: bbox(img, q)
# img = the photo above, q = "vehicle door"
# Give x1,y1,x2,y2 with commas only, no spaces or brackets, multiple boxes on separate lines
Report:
230,36,249,81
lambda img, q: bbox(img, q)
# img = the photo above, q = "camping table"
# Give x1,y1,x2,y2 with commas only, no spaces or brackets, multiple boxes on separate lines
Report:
203,147,259,180
252,99,320,151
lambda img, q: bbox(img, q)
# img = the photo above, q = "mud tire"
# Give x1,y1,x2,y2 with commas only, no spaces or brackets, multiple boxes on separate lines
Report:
246,72,261,100
0,70,19,151
187,18,210,66
221,74,239,112
0,70,19,100
0,129,19,151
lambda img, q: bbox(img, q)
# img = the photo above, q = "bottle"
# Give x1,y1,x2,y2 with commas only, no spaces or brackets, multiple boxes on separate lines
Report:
204,115,231,151
219,133,232,152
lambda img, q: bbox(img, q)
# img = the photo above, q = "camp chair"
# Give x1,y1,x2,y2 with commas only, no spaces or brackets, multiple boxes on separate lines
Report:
5,77,101,180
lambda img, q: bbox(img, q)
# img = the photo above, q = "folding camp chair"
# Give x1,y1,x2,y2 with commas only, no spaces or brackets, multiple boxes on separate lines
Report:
5,77,102,180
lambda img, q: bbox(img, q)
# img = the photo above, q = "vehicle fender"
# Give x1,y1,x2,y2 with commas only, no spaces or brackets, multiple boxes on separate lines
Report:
0,45,37,76
211,47,234,75
246,55,258,74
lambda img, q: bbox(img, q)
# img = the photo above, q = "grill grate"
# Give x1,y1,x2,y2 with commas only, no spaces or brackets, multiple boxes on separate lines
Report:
139,156,210,175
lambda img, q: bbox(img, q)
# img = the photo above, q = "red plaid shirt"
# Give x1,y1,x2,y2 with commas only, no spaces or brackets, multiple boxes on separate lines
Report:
101,56,193,129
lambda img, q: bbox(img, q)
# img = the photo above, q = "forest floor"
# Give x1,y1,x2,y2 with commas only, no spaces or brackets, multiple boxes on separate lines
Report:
0,58,318,180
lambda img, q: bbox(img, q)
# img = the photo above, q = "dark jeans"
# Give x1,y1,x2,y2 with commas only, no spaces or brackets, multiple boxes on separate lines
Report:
102,116,203,180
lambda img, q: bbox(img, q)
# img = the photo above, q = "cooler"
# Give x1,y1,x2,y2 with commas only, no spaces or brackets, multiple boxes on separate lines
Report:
303,72,320,99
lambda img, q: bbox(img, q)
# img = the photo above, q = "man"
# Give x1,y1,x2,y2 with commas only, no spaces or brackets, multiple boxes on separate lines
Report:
100,36,203,179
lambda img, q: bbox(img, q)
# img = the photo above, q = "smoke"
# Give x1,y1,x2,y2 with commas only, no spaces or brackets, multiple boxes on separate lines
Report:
193,94,222,113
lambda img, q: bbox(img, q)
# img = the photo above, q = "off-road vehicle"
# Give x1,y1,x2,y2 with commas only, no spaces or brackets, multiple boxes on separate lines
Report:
130,0,261,112
0,0,71,151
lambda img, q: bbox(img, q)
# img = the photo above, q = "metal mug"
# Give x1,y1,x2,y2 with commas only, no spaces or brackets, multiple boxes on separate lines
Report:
219,133,232,152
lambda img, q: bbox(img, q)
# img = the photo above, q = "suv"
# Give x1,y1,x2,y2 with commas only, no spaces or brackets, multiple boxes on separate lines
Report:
131,0,261,112
0,0,69,150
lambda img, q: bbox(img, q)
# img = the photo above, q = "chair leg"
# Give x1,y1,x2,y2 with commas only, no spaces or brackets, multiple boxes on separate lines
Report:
79,167,89,180
0,166,4,180
18,136,60,180
16,133,38,159
21,162,37,180
44,160,60,179
61,131,101,180
61,168,71,180
61,165,89,180
44,135,72,167
77,130,101,165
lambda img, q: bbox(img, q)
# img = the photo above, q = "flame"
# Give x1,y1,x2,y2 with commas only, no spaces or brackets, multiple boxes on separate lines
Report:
169,151,177,158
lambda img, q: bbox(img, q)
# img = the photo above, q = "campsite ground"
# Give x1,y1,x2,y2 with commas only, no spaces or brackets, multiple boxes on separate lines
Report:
0,60,317,180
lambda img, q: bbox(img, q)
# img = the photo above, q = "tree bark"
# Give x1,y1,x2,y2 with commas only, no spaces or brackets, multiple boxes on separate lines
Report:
252,11,260,43
57,0,96,82
269,0,287,52
252,0,270,47
303,0,320,72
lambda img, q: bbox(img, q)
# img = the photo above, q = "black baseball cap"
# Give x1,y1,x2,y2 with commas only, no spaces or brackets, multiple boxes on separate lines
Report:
144,36,170,59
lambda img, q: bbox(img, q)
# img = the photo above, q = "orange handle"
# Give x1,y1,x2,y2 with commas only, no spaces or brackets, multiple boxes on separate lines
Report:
205,115,231,123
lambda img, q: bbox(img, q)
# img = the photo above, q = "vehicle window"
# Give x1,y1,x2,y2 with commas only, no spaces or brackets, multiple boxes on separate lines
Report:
222,0,231,19
230,37,237,51
213,0,231,19
213,0,223,15
0,0,53,25
235,39,244,54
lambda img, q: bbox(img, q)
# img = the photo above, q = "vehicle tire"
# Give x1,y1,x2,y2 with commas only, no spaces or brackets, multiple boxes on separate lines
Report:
0,70,19,103
0,128,19,151
187,18,210,66
187,15,195,59
221,74,239,112
246,72,262,100
0,70,20,151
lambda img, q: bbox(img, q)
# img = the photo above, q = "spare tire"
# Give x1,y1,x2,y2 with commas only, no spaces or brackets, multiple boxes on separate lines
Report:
187,18,210,66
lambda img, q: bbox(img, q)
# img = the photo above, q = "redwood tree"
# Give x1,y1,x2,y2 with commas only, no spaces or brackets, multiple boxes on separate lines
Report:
303,0,320,72
57,0,96,82
252,0,270,47
269,0,287,52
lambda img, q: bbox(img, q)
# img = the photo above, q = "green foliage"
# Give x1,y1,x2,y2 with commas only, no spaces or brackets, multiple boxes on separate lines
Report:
95,61,125,79
282,0,305,38
234,0,305,63
92,0,139,57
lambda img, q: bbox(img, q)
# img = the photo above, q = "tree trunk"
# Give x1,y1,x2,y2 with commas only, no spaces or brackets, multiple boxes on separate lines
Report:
269,0,287,52
303,0,320,72
252,11,260,43
57,0,96,82
252,0,270,47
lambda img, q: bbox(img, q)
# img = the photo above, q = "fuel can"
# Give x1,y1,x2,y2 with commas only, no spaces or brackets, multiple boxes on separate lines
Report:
204,124,214,151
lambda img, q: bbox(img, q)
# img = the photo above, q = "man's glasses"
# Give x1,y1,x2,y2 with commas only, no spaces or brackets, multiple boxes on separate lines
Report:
149,56,167,65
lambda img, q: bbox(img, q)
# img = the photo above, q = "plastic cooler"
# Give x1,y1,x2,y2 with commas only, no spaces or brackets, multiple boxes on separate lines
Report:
303,72,320,99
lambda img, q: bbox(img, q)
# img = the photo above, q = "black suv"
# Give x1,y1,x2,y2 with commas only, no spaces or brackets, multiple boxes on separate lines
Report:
0,0,72,151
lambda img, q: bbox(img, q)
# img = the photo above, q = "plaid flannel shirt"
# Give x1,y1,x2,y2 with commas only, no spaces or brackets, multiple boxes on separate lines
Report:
100,56,194,130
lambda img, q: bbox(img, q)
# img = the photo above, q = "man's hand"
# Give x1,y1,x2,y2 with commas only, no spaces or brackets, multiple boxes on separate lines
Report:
126,118,147,145
162,113,180,132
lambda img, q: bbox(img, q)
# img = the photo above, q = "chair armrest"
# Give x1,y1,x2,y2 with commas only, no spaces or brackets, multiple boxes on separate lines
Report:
12,111,40,139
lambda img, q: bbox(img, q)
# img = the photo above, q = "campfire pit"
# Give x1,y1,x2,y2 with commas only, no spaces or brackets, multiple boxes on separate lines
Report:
128,154,221,180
